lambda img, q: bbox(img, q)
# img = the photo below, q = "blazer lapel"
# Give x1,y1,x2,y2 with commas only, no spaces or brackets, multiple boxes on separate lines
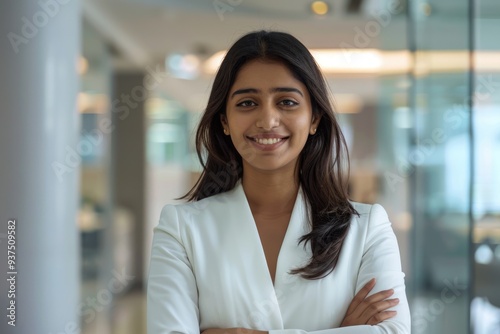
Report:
229,181,312,329
272,186,312,304
218,181,285,329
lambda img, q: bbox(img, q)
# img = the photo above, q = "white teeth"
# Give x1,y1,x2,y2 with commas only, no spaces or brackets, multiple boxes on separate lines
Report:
253,138,283,145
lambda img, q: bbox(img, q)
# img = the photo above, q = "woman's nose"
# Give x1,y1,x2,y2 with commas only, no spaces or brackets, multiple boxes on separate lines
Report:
256,103,280,130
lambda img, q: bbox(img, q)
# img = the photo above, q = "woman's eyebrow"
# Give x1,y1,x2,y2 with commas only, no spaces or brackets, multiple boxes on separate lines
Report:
231,88,259,98
230,87,304,99
271,87,304,97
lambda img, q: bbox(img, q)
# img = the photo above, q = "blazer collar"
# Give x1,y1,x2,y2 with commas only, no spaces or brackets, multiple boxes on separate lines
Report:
231,178,311,283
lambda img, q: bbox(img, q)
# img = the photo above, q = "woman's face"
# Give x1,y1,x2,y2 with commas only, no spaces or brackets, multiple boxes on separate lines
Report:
221,59,320,174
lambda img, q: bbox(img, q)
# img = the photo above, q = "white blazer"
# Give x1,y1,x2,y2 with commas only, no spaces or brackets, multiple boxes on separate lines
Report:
147,180,411,334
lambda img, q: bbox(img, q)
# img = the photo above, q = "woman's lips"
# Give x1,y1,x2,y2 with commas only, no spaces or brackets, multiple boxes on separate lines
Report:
247,136,289,151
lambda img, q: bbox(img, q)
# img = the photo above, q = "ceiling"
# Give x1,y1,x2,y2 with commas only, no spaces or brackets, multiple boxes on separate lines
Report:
83,0,409,67
80,0,499,113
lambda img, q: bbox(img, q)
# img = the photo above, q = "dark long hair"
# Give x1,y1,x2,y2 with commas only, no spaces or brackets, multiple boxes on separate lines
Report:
181,30,358,279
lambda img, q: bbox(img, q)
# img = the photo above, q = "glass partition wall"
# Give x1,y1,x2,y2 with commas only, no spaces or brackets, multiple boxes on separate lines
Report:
376,0,500,333
470,0,500,333
409,1,472,333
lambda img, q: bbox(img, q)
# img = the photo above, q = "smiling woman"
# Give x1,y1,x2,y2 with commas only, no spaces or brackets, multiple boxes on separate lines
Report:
222,60,317,173
147,31,411,334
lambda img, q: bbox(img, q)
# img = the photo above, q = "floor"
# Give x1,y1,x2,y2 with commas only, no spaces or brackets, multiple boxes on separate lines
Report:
81,290,146,334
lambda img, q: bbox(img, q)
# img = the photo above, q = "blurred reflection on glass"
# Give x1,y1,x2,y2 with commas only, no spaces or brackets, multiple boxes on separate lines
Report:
471,1,500,333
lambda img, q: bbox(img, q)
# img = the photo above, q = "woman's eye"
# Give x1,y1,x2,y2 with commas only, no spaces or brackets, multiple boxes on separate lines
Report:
236,100,256,107
279,99,298,107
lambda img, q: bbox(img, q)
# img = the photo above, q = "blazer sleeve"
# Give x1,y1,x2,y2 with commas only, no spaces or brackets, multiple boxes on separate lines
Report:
147,205,200,334
269,204,411,334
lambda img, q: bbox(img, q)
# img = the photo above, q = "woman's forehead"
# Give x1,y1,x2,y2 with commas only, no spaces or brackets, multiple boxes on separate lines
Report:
231,60,305,91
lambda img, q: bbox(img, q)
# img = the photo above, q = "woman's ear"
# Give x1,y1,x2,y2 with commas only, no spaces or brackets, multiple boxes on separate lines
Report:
220,114,230,135
310,114,321,135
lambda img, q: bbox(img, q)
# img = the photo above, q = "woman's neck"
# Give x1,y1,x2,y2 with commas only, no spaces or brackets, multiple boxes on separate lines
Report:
241,166,299,218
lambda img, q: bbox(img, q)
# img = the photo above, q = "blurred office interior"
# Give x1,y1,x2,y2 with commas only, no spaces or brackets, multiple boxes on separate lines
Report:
1,0,499,333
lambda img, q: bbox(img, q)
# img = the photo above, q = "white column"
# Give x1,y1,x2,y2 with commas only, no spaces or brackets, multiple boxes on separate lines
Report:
0,0,81,333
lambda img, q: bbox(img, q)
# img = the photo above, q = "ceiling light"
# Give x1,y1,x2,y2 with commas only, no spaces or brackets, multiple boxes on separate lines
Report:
311,1,329,15
204,49,406,75
204,50,500,75
311,49,383,72
203,50,226,75
166,53,200,80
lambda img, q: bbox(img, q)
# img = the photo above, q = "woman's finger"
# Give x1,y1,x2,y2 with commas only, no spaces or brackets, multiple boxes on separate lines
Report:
361,298,399,321
367,310,398,325
345,278,376,315
348,288,395,319
365,288,394,304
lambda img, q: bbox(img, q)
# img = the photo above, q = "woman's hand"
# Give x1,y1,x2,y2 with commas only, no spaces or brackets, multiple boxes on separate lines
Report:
201,328,267,334
340,278,399,327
